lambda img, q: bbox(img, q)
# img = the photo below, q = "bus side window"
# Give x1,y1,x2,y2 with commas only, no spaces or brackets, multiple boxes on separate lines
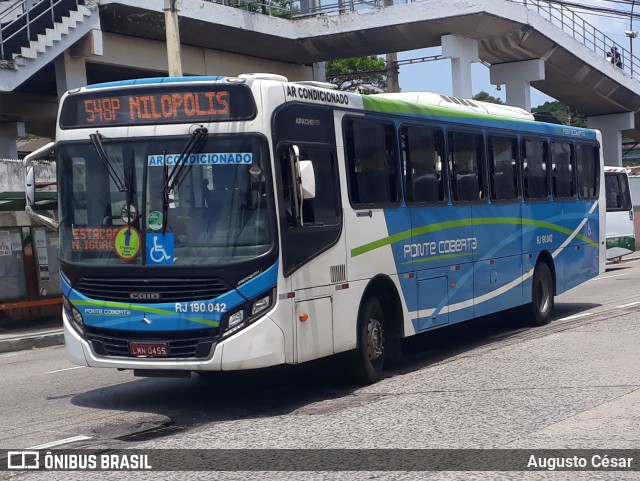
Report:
402,125,446,204
345,119,399,207
489,135,519,201
279,147,340,227
449,131,484,202
300,149,340,226
523,139,550,200
576,143,599,199
551,141,575,199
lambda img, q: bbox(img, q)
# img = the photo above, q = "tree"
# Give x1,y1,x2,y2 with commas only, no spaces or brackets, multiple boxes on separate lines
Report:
326,56,388,94
532,100,586,127
224,0,295,19
473,91,503,104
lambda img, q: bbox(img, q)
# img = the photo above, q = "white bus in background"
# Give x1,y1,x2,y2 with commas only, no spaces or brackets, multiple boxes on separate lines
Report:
605,166,636,260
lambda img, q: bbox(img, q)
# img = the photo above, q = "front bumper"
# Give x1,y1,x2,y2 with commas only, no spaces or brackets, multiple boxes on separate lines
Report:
63,308,285,372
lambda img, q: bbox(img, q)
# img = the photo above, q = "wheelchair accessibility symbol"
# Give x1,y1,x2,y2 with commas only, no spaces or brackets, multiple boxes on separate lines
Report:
146,233,174,265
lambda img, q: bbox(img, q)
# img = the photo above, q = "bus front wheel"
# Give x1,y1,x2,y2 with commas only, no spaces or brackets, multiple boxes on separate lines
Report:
351,297,385,384
529,262,554,326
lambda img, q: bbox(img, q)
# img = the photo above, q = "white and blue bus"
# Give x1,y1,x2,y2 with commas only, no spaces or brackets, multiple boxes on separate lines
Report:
604,166,635,260
25,74,605,383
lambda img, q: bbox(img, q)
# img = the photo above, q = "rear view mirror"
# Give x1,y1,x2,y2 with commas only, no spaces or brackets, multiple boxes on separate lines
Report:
298,160,316,200
24,142,58,231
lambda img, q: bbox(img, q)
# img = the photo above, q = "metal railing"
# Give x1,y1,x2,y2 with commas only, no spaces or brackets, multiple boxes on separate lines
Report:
515,0,640,78
210,0,640,77
0,0,85,61
1,0,635,77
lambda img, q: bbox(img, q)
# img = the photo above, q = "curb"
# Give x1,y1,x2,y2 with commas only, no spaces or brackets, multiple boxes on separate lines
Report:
0,330,65,354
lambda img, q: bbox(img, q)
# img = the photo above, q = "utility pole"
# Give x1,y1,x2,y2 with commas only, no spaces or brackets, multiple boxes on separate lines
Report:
384,0,399,92
386,53,399,93
164,0,183,77
626,0,638,76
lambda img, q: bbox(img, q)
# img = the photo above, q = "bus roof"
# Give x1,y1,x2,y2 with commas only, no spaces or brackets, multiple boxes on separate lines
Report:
373,92,535,121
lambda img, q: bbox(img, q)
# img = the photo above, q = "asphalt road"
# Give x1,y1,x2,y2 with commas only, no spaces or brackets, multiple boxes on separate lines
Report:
2,262,640,480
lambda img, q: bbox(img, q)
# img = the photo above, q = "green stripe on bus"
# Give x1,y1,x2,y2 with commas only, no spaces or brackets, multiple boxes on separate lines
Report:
71,299,220,327
403,253,469,265
351,217,598,258
362,96,530,123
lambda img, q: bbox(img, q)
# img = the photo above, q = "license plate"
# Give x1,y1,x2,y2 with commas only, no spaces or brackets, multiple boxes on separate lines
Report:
130,342,169,357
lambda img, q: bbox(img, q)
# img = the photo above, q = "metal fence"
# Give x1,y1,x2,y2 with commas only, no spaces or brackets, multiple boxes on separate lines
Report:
0,0,85,61
210,0,640,77
0,0,635,75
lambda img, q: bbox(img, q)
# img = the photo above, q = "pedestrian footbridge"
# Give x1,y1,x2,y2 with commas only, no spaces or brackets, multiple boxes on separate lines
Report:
0,0,638,163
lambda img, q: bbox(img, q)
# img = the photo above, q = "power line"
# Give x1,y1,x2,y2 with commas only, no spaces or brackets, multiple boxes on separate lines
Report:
545,0,640,18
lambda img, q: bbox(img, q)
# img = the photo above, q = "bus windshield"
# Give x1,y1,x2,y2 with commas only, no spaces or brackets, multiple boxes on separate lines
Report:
605,172,632,212
58,134,273,267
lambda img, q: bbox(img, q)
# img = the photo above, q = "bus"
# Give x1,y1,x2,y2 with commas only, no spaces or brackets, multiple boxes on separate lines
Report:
25,74,605,384
604,166,635,260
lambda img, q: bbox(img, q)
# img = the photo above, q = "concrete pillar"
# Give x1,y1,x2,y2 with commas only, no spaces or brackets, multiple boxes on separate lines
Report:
55,50,88,99
313,62,326,82
587,112,635,167
0,122,26,159
441,35,479,99
490,59,545,112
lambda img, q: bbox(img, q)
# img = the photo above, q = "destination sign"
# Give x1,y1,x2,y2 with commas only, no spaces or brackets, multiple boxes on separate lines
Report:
60,85,256,128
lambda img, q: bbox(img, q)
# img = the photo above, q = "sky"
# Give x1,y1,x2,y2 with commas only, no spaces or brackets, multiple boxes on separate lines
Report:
396,0,635,108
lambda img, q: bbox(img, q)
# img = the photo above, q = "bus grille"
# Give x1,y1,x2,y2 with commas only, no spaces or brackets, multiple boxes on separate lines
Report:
75,277,231,303
85,326,218,359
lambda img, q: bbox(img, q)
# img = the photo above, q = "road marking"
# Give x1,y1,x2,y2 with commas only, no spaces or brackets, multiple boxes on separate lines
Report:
0,351,28,359
589,272,629,281
616,301,640,309
46,366,85,374
28,435,92,450
557,312,592,321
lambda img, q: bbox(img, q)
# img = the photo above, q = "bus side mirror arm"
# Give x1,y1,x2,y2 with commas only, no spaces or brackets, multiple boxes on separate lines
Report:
24,142,59,231
288,145,304,227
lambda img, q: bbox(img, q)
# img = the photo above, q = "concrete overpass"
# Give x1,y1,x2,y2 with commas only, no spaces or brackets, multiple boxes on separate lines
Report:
2,0,640,164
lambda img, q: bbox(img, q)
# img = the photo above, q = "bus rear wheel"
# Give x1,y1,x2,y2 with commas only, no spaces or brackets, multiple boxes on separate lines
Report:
351,297,385,384
529,262,554,326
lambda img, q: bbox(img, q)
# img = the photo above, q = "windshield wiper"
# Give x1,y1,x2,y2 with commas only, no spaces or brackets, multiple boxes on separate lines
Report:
164,126,208,194
161,126,208,234
90,132,128,192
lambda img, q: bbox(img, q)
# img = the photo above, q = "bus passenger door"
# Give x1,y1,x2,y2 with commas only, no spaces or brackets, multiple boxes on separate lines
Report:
276,144,345,363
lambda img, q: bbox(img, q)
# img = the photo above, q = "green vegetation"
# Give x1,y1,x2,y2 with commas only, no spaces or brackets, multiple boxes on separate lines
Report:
473,91,503,104
223,0,295,19
325,56,388,94
532,100,586,127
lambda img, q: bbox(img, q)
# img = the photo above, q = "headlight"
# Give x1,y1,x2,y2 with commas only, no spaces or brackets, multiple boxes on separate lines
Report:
221,290,274,339
63,296,85,338
228,310,245,329
251,295,270,316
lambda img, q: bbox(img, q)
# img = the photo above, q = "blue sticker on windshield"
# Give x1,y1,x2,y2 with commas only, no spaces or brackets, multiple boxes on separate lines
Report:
148,153,253,166
146,233,174,265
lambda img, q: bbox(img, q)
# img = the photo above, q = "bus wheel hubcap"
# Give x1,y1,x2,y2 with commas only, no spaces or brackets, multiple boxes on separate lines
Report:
367,318,383,360
537,279,549,313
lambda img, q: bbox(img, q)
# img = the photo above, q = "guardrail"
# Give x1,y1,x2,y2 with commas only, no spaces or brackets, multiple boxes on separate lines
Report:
1,0,635,76
516,0,640,78
0,0,85,61
210,0,640,78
